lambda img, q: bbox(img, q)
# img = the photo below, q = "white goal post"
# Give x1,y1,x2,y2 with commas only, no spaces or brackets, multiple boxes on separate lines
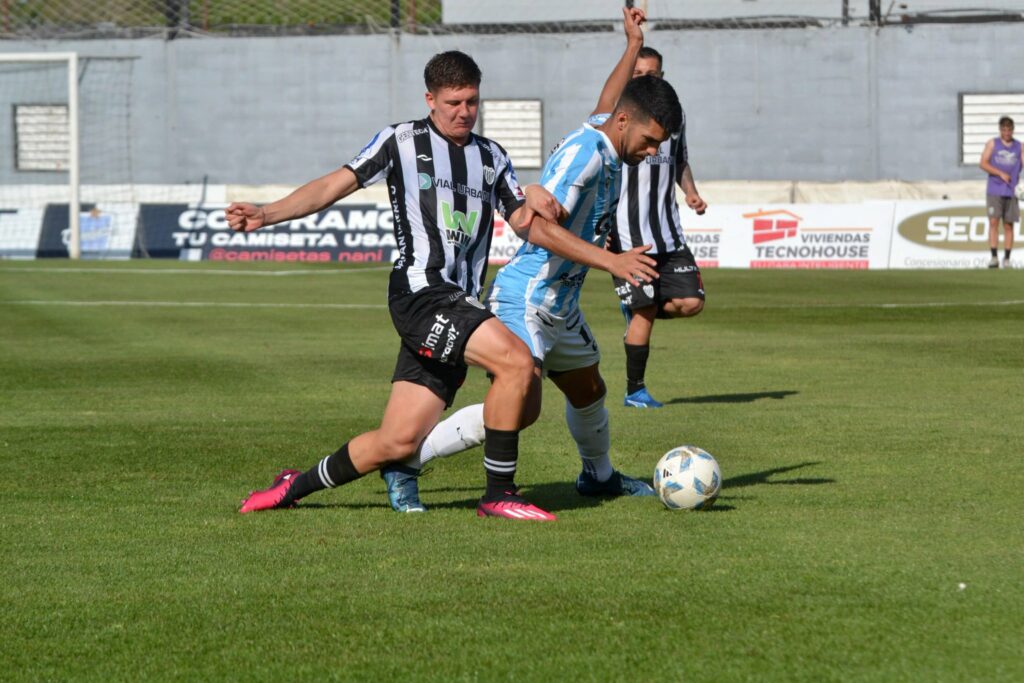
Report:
0,52,81,258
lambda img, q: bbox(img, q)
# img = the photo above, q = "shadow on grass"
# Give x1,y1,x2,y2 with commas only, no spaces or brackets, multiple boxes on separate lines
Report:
389,481,609,513
723,461,834,489
242,464,829,515
666,390,798,405
289,480,666,513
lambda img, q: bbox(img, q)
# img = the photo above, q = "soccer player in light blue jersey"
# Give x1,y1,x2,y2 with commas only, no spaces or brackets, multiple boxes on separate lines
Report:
486,74,682,497
380,11,685,511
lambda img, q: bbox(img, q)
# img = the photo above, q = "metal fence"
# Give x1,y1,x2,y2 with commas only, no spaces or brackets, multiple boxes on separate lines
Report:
3,1,1024,39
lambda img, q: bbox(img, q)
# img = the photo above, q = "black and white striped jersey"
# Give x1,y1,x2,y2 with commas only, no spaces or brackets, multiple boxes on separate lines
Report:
589,112,689,255
345,117,526,299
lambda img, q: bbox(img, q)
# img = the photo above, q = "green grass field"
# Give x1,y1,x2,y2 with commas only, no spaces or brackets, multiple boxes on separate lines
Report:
2,261,1022,681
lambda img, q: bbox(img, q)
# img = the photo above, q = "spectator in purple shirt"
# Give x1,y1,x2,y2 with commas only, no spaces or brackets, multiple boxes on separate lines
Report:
979,116,1021,269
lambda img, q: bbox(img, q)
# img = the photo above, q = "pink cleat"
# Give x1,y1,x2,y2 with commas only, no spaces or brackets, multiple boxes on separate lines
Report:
239,469,302,514
477,491,557,521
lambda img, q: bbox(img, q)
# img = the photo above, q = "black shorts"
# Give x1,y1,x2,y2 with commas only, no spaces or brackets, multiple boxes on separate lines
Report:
613,245,705,311
388,285,494,406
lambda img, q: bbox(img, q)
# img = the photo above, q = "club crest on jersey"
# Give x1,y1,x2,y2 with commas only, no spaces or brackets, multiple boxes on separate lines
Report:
483,166,496,185
440,200,479,251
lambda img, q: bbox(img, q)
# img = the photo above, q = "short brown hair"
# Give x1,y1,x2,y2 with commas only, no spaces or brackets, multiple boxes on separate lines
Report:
999,116,1015,128
424,51,481,92
637,46,663,71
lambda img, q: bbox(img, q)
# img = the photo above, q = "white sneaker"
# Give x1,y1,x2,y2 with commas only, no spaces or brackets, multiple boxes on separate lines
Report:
988,256,1000,269
1002,258,1014,269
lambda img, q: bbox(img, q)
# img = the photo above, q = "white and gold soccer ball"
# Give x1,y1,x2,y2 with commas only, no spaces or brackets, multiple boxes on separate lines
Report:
653,445,721,510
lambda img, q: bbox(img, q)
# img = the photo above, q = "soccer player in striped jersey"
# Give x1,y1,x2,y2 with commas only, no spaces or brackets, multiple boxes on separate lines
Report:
590,46,708,408
231,50,656,521
384,12,684,506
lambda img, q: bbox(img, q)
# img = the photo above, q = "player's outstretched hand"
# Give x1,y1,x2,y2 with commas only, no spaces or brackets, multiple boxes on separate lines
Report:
686,193,708,216
622,6,646,43
611,245,659,287
225,202,266,233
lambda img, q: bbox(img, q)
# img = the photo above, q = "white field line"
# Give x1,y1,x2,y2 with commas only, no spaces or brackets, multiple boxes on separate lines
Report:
1,300,1023,311
758,299,1024,310
0,266,392,276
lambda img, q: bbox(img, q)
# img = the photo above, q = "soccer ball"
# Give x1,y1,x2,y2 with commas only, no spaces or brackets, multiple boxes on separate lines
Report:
653,445,721,510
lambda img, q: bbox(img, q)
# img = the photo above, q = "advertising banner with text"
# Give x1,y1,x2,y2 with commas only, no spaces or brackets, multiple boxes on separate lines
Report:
132,203,398,263
7,196,1021,270
888,201,1023,269
680,203,895,269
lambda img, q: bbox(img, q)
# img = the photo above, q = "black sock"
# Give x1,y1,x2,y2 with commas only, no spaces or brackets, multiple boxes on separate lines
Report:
285,442,363,504
483,427,519,498
992,248,998,258
624,343,650,394
1006,249,1012,260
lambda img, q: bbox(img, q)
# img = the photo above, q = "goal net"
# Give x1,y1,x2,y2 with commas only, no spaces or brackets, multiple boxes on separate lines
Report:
0,53,139,259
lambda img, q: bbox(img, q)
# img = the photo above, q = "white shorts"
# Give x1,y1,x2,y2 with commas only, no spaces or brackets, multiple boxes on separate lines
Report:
489,295,601,374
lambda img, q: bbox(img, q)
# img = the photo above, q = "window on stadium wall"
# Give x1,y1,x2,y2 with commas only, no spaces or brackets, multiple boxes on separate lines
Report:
480,100,543,170
960,93,1024,165
14,105,70,172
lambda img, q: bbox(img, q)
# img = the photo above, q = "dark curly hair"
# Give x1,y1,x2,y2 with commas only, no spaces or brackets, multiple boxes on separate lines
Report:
616,74,682,133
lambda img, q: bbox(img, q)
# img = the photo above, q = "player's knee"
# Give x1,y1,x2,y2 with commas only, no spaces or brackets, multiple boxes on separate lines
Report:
564,374,605,408
494,342,534,386
665,298,703,318
681,299,704,317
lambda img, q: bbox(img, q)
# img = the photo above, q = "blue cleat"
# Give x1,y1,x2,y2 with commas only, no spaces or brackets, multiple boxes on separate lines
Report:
380,464,426,513
576,469,656,497
624,387,663,408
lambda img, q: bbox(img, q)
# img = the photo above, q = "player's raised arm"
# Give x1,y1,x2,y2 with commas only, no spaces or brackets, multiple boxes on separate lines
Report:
590,7,646,117
226,166,360,233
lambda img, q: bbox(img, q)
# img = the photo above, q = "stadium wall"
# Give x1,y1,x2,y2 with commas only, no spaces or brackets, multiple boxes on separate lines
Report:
0,23,1020,187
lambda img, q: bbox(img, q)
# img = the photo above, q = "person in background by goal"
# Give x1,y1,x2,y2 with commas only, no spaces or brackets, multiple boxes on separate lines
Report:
588,45,708,408
979,116,1020,269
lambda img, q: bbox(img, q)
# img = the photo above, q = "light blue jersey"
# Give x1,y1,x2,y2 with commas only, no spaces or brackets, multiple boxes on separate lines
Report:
490,123,621,317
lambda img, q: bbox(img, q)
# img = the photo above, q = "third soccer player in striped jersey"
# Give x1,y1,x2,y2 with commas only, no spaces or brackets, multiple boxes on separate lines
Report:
590,46,708,408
